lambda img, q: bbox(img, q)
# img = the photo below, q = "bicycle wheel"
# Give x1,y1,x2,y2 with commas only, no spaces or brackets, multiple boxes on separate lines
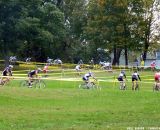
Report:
20,80,29,87
89,82,96,89
0,79,5,86
35,80,46,88
79,83,88,89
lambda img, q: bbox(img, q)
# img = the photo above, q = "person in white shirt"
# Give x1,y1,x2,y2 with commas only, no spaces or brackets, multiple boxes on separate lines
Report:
75,64,81,76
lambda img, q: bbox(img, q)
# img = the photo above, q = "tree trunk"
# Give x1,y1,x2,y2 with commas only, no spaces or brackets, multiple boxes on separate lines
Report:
112,46,122,65
143,10,153,61
112,46,117,65
2,40,9,67
124,46,128,66
143,42,149,61
116,48,122,65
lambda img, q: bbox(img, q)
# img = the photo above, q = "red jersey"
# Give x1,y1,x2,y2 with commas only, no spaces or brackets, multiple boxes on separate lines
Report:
43,65,48,73
154,72,160,81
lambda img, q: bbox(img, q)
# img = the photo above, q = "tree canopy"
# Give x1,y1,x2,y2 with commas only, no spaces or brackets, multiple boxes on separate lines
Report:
0,0,159,64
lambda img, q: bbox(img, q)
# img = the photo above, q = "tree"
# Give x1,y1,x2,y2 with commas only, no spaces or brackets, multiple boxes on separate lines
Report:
0,0,25,64
86,0,132,65
15,1,66,61
59,0,88,62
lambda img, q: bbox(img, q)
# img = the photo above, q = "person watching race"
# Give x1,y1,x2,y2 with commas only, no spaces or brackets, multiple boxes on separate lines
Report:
131,70,141,90
117,70,127,90
150,61,156,72
28,68,42,88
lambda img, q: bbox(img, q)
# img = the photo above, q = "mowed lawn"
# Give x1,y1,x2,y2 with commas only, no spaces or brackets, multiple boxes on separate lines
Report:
0,70,160,130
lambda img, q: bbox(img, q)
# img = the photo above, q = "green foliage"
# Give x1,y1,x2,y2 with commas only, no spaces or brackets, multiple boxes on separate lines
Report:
0,0,159,64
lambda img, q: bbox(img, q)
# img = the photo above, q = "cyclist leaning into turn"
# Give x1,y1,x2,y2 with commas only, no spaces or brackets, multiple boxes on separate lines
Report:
82,71,96,83
81,71,97,89
28,68,42,88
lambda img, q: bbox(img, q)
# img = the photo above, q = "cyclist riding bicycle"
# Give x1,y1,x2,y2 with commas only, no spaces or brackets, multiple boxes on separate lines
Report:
82,71,97,89
28,68,42,88
154,70,160,90
43,64,49,77
75,64,82,76
132,70,141,90
1,65,13,84
75,64,81,71
117,70,127,90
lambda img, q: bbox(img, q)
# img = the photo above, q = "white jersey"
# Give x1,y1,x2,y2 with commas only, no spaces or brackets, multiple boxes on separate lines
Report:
132,72,139,77
132,72,140,80
119,73,124,77
83,73,92,80
103,62,110,67
75,65,81,71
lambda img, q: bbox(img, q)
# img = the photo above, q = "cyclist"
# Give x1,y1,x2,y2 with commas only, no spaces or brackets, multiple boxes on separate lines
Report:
26,57,31,64
43,64,49,77
117,70,127,90
154,70,160,90
131,70,141,90
1,65,13,84
75,64,81,71
28,68,42,87
75,64,82,76
82,71,97,88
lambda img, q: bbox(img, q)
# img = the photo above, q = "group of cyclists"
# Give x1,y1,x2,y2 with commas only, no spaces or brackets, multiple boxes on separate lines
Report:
0,62,160,90
0,64,46,87
117,70,141,90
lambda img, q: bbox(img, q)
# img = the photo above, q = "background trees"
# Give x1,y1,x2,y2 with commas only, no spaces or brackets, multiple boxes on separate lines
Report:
0,0,159,64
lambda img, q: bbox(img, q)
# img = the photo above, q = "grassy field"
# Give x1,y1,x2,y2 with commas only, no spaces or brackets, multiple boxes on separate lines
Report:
0,69,160,130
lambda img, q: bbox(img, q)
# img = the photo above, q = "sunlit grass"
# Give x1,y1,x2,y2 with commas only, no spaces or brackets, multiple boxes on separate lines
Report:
0,69,159,130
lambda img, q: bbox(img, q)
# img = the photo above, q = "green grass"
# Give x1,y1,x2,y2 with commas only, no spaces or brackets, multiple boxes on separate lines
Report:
0,70,160,130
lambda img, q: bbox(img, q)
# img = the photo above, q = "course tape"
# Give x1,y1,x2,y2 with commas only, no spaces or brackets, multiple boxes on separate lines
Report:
0,76,155,84
11,69,155,78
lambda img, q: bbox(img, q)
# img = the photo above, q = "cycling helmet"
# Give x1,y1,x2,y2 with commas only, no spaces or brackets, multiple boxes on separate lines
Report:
121,70,125,74
9,65,13,68
37,68,42,72
88,71,93,75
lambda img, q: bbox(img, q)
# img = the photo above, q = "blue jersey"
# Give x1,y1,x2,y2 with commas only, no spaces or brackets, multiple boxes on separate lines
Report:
28,70,38,77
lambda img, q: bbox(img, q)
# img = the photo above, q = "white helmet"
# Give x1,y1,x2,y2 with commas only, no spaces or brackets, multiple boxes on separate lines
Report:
89,71,92,75
9,65,13,68
37,68,42,72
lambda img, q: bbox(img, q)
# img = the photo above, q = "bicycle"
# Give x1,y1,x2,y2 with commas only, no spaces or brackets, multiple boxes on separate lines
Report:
119,79,127,90
20,78,46,88
0,77,13,87
153,82,160,91
79,79,100,90
132,80,139,91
